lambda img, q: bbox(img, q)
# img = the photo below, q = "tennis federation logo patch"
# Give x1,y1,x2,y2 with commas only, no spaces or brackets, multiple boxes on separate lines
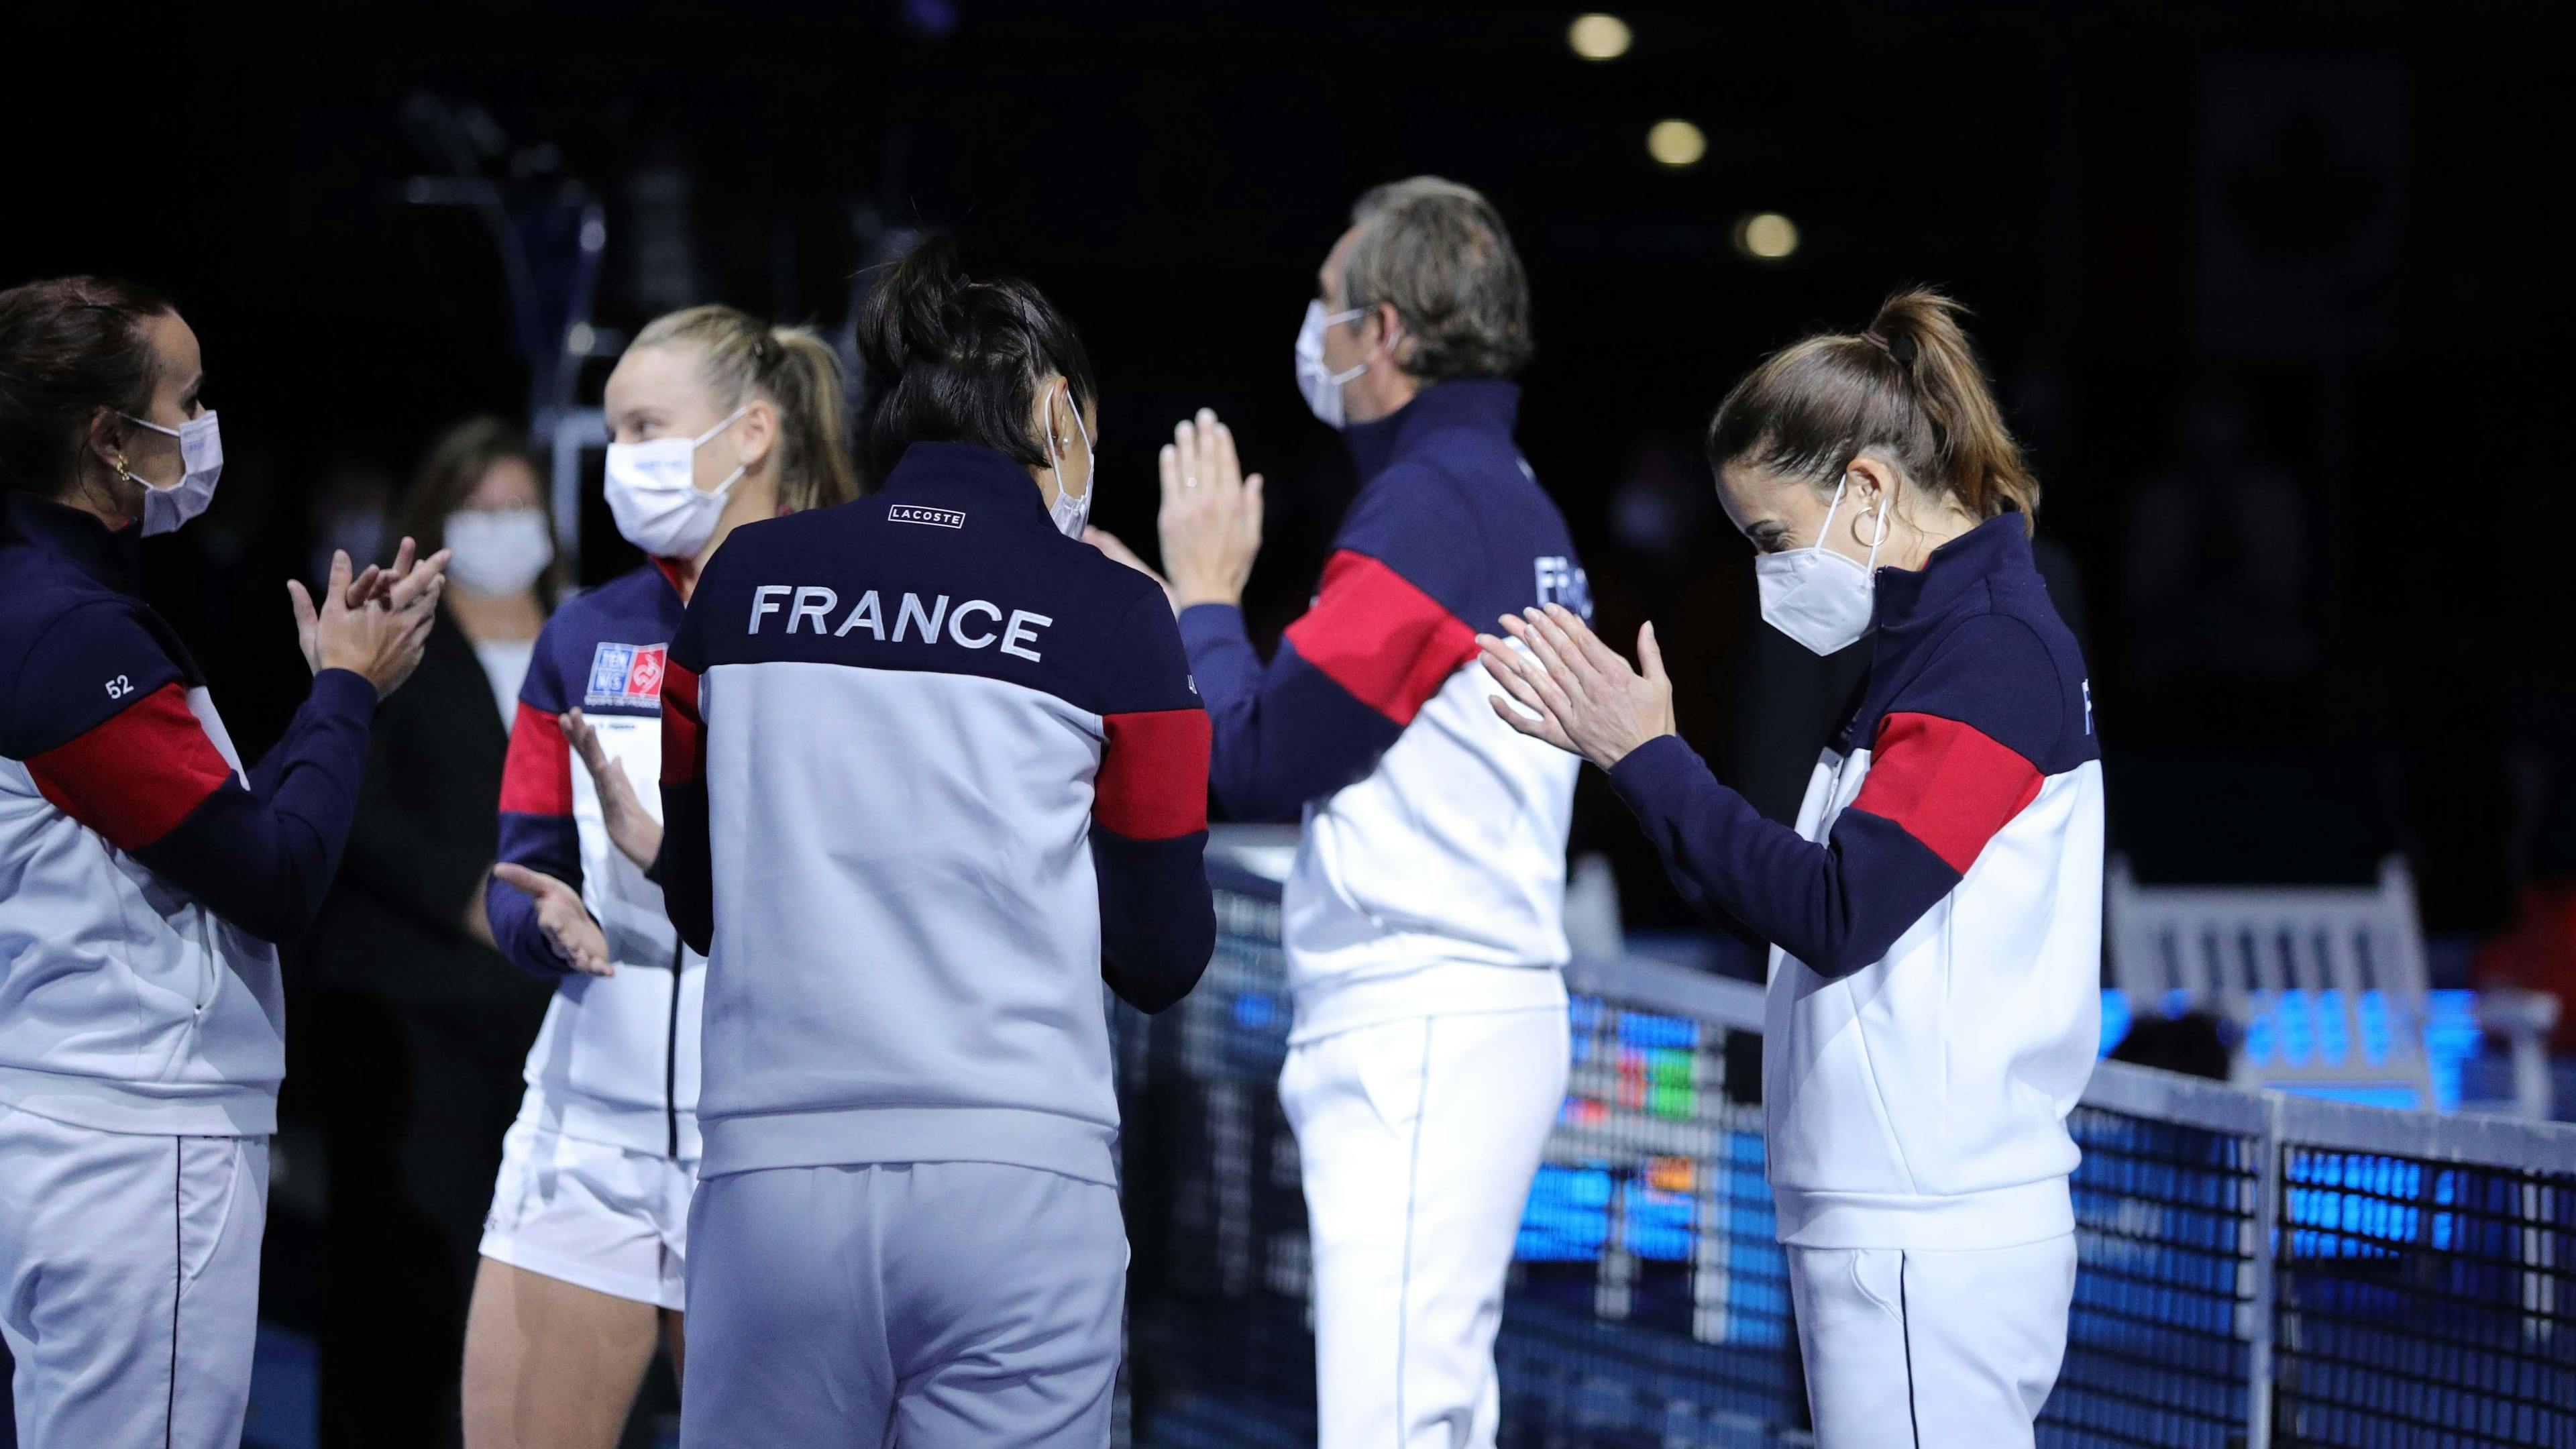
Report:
585,643,668,708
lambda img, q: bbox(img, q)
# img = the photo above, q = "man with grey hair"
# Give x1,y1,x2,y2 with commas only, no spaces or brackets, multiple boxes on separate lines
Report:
1104,176,1590,1449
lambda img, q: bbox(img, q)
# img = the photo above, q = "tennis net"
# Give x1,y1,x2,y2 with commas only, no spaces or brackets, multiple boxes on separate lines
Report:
1117,857,2576,1448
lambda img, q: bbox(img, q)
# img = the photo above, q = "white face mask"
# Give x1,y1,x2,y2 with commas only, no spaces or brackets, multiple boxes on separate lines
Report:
1044,380,1096,539
119,411,223,537
602,403,750,559
1295,299,1369,429
443,506,555,596
1755,475,1884,656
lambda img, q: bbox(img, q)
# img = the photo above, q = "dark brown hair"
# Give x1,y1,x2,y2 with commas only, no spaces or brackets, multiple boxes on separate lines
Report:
392,415,562,606
1705,288,2040,533
0,276,176,498
854,234,1095,484
631,304,861,513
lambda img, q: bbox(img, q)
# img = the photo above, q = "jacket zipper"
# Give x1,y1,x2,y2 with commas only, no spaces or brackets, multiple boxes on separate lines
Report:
665,937,684,1159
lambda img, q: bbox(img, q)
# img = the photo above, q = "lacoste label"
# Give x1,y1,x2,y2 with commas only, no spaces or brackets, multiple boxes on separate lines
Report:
889,504,966,529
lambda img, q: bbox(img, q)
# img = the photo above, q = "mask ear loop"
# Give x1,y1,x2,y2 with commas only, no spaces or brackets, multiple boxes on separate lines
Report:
696,402,755,498
108,411,154,489
1369,303,1406,373
1044,381,1063,480
111,444,161,492
1062,382,1095,500
1858,490,1890,568
1810,474,1849,553
1325,307,1371,386
1044,380,1088,502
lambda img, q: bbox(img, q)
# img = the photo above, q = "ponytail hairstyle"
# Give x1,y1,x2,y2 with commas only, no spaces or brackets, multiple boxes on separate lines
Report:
627,305,861,512
1705,288,2040,534
853,234,1095,484
0,276,176,500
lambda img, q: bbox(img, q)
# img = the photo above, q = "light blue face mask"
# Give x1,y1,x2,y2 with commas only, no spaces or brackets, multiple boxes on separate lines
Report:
119,411,223,537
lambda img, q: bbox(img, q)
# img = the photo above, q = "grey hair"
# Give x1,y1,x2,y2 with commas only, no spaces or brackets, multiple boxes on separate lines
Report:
1338,176,1534,381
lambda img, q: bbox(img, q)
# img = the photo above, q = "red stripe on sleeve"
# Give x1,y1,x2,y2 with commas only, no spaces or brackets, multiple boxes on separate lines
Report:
1281,551,1477,726
1096,707,1212,840
1848,710,2045,875
660,661,704,787
499,700,574,814
25,682,235,849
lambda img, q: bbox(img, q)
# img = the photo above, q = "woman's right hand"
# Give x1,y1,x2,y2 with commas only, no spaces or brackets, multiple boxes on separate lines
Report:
1477,605,1678,771
288,539,451,699
563,708,663,871
490,863,614,976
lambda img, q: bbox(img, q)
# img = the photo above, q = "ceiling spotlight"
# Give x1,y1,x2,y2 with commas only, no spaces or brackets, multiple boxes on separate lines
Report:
1646,119,1706,168
1568,13,1632,61
1735,211,1800,260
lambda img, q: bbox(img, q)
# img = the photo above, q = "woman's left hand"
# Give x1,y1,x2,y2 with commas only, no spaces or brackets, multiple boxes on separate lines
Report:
1477,604,1678,771
563,708,663,872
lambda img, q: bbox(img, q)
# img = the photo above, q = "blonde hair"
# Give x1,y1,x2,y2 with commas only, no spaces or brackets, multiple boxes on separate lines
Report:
630,305,860,511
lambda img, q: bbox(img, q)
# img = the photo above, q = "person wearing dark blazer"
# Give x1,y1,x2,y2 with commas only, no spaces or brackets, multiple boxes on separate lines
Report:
298,418,561,1449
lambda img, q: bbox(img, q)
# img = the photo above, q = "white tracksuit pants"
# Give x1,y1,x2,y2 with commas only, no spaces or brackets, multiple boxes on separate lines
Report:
0,1102,268,1449
1281,1006,1570,1449
1787,1234,2078,1448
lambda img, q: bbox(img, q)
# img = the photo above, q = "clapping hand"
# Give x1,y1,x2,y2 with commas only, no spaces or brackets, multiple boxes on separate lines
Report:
1477,604,1678,771
563,708,662,872
286,537,451,700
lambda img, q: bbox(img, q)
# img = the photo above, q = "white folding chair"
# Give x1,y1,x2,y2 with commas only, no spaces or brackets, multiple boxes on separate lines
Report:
2106,854,2558,1116
2108,855,2434,1107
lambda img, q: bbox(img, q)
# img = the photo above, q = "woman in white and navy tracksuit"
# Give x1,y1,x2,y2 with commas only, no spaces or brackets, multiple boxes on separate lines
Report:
0,276,443,1449
660,238,1215,1449
466,305,856,1448
1479,290,2103,1449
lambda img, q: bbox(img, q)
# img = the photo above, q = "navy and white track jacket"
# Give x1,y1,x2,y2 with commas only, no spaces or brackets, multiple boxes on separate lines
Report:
486,563,705,1158
0,494,374,1136
1179,379,1588,1039
658,442,1216,1187
1611,516,2103,1250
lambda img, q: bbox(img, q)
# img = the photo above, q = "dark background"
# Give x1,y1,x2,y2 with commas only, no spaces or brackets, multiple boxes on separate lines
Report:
6,4,2574,1444
7,0,2570,938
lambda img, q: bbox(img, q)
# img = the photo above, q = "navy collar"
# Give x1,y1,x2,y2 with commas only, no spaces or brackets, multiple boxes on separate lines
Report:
1872,512,2031,635
4,492,143,596
1342,378,1521,482
875,442,1054,528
